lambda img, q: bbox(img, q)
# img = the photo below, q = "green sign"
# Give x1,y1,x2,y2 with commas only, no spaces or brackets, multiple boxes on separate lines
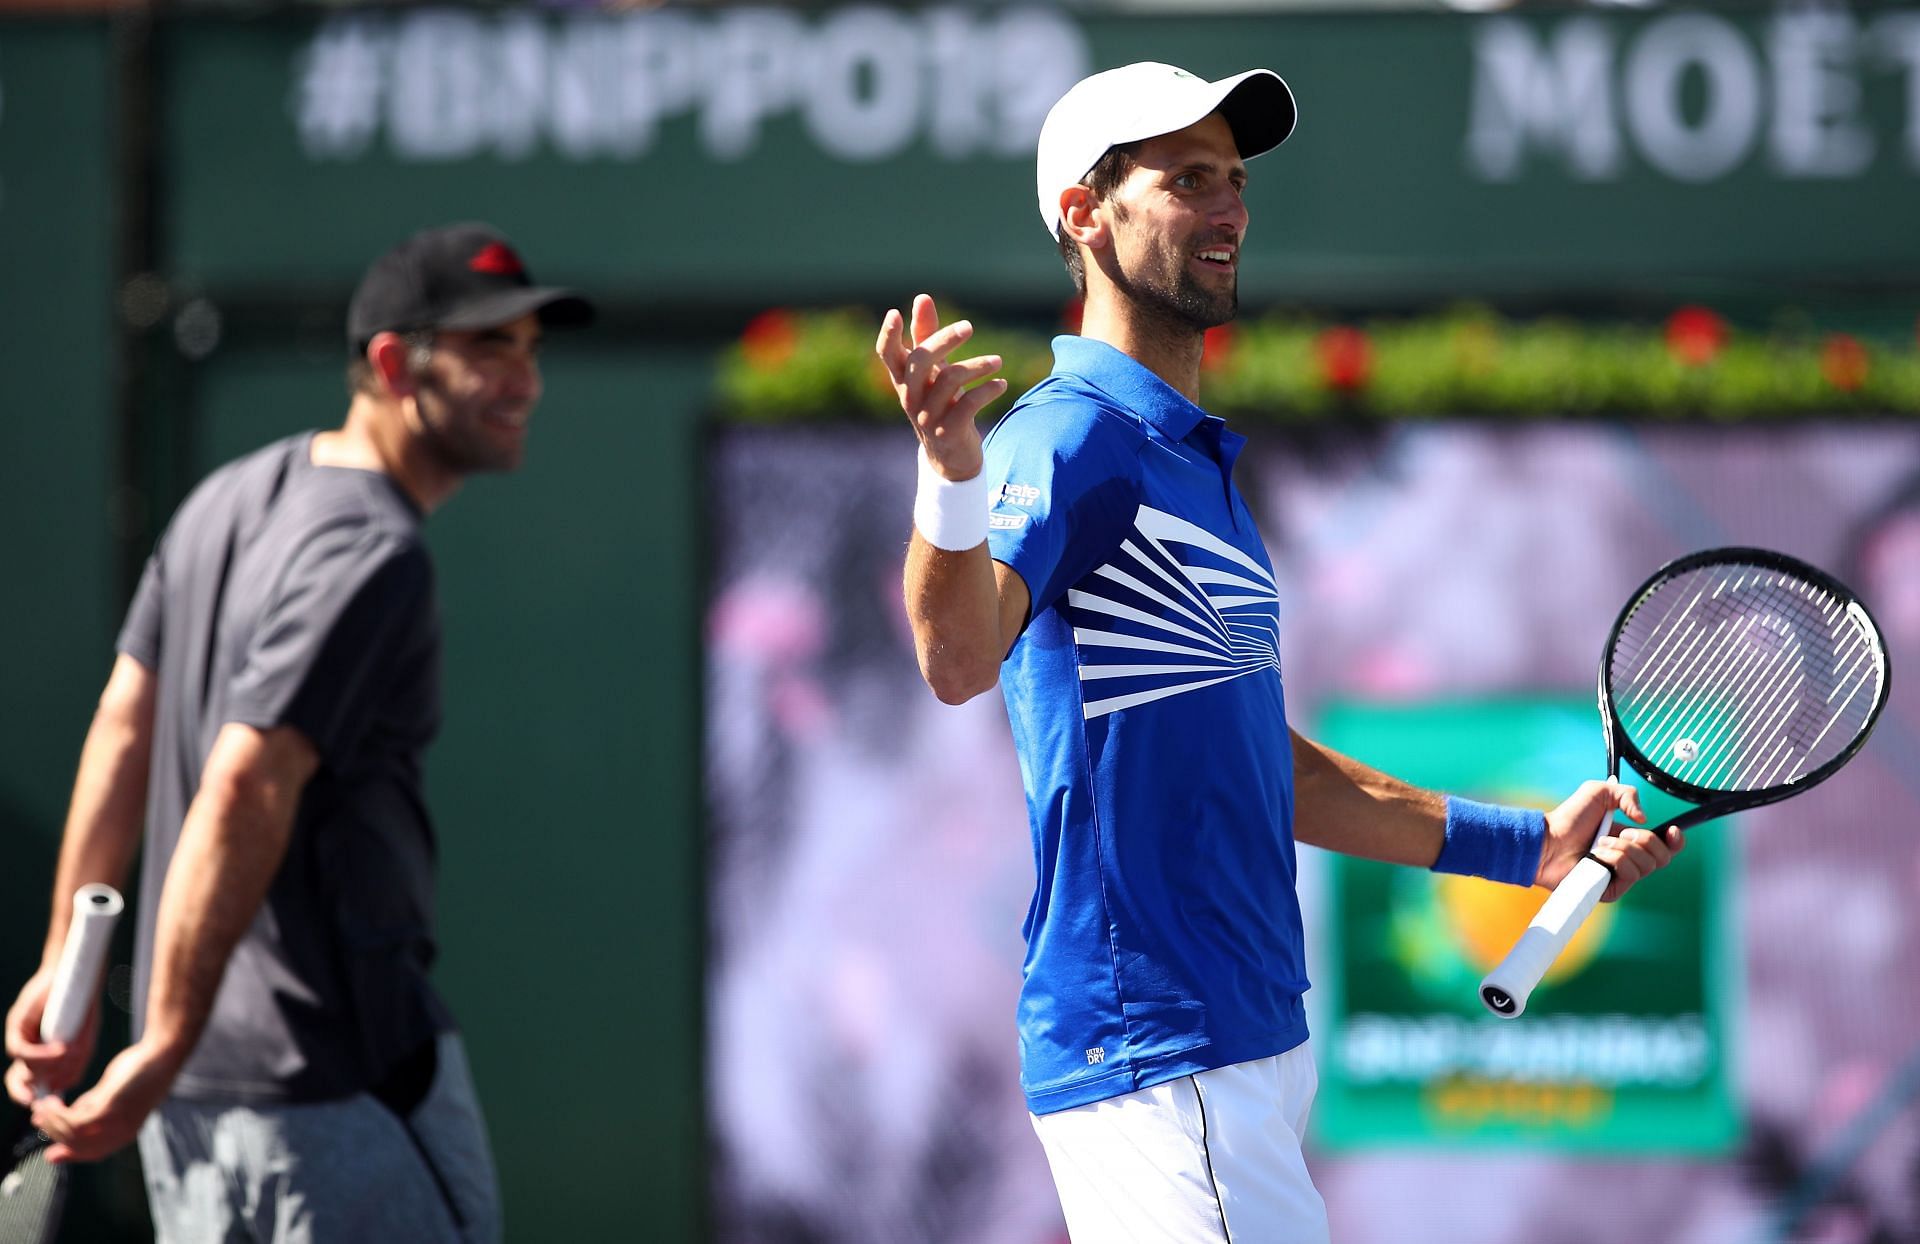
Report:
150,6,1920,308
1311,698,1739,1153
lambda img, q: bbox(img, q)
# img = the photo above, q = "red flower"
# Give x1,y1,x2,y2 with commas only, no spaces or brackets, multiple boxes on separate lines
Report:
740,309,798,372
1202,323,1235,372
1316,326,1372,392
1665,306,1728,367
1821,334,1870,392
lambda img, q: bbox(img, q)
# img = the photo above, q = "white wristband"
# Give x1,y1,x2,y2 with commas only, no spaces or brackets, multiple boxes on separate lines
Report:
913,446,990,552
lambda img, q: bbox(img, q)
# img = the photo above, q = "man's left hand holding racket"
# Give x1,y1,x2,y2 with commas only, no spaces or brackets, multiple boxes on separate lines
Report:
1536,778,1683,903
3,884,125,1240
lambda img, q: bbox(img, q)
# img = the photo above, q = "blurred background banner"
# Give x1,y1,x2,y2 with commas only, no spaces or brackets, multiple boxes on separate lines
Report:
63,4,1920,306
3,2,1919,1242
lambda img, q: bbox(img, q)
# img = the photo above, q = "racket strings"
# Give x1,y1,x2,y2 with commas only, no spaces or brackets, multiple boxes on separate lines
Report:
0,1130,61,1240
1629,588,1848,787
1609,564,1884,793
1621,579,1808,765
1617,573,1871,787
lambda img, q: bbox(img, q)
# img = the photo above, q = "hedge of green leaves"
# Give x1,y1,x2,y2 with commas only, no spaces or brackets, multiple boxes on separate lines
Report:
715,304,1920,423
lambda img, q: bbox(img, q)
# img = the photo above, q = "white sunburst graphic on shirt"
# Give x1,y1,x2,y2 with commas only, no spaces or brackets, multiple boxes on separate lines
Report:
1066,505,1281,720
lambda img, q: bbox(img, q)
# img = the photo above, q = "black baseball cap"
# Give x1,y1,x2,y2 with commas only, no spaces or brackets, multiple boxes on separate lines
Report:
346,222,595,352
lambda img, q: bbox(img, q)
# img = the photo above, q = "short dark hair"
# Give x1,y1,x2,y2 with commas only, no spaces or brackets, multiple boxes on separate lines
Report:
1056,143,1141,300
346,328,438,398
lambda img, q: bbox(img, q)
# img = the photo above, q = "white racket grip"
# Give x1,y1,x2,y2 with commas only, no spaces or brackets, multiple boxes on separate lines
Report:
41,884,124,1045
1479,856,1612,1019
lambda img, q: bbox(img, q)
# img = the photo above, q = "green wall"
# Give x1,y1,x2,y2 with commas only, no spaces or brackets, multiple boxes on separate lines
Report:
0,25,118,829
0,21,149,1237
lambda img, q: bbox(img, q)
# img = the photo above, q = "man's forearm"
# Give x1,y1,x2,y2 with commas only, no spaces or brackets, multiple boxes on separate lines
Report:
141,724,312,1064
44,656,155,966
904,535,1012,705
1289,729,1447,866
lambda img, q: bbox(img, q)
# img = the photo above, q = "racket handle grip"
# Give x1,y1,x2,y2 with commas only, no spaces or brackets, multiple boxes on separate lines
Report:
41,884,125,1046
1478,856,1612,1019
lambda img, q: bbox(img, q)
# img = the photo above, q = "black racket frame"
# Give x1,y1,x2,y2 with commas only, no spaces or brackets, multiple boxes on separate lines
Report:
1598,545,1891,831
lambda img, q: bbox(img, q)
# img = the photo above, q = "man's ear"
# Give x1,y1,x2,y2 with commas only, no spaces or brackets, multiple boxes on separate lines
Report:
365,332,418,399
1059,186,1110,252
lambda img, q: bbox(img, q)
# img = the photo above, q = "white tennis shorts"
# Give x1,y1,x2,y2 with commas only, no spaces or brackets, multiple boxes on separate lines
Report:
1030,1044,1330,1244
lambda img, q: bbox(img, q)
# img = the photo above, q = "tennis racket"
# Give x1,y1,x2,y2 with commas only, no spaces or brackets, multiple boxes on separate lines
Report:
1479,548,1889,1019
0,884,124,1243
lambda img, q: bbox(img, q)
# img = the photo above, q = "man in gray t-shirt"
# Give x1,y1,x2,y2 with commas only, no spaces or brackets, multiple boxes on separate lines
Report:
4,222,592,1241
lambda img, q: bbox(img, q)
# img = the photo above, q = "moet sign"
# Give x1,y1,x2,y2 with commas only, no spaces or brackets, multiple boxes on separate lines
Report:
1468,9,1920,182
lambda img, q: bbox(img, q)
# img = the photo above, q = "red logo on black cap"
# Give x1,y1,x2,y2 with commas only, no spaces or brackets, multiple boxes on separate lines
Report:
469,243,524,276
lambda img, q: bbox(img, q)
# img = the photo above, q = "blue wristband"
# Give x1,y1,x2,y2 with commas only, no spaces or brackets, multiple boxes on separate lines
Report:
1433,796,1547,887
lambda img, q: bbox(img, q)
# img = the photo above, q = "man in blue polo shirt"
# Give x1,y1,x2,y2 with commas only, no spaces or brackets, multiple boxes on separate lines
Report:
877,63,1685,1240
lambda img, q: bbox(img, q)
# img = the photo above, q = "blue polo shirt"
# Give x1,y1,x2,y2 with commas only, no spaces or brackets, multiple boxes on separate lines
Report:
984,335,1309,1115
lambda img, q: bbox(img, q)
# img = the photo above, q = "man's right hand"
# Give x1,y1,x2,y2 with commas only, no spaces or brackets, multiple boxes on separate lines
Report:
4,965,99,1105
876,293,1008,481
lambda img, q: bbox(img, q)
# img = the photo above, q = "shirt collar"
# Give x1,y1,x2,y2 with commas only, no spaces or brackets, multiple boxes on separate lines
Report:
1050,335,1209,446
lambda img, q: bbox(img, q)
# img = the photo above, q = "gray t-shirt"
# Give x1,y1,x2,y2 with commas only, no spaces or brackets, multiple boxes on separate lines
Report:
118,432,450,1103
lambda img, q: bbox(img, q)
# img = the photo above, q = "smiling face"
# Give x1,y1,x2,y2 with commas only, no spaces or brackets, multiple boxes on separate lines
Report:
410,313,545,474
1096,112,1249,333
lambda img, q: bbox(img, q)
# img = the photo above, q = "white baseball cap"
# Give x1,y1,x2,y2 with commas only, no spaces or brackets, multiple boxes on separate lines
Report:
1035,62,1298,238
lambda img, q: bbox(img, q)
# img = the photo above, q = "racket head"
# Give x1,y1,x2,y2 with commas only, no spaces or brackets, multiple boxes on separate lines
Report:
0,1101,67,1244
1599,546,1890,813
